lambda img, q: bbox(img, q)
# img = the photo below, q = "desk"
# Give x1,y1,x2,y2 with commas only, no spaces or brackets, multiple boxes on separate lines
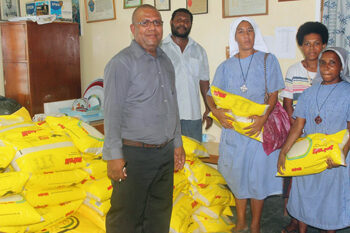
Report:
90,120,104,134
201,142,219,164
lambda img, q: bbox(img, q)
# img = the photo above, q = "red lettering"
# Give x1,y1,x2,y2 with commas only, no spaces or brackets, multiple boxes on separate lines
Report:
65,210,74,217
58,123,65,129
215,195,221,199
205,173,211,177
65,157,82,165
291,167,302,172
21,130,37,136
38,136,49,140
107,185,113,190
313,144,334,154
198,184,208,188
213,90,226,98
191,201,198,208
38,193,49,197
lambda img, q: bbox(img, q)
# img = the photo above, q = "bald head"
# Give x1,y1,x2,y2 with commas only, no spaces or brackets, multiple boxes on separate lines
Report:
132,4,160,24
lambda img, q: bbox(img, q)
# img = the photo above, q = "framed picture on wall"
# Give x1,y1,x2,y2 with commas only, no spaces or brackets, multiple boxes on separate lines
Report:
222,0,268,18
0,0,20,20
124,0,142,9
155,0,170,11
85,0,116,22
186,0,208,15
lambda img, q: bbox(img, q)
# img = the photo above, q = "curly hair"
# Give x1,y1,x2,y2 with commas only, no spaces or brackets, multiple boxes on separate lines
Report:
296,21,329,46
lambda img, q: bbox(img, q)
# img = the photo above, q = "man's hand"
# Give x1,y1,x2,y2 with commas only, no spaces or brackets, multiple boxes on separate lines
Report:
202,109,213,130
107,158,127,182
174,146,185,171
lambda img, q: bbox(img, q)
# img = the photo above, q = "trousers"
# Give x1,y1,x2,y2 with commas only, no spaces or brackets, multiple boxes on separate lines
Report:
180,119,202,142
106,141,174,233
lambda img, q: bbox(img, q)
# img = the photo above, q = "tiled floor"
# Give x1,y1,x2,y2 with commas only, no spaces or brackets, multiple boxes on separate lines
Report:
230,195,350,233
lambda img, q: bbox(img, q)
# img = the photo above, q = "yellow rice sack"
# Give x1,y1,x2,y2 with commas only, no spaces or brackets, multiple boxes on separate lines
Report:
83,197,111,216
210,86,269,141
26,199,83,233
277,129,349,177
0,195,43,226
0,123,85,173
183,157,226,185
0,171,29,197
12,107,32,121
191,214,235,232
81,176,113,202
170,192,200,233
193,205,233,219
24,186,86,208
41,214,105,233
0,226,27,233
83,158,107,180
25,169,88,190
45,116,104,156
0,116,25,127
0,140,16,171
173,170,190,200
182,135,209,158
76,204,106,231
188,184,235,207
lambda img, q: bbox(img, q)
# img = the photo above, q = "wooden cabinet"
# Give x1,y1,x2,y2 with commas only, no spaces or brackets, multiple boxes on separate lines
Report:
0,21,81,116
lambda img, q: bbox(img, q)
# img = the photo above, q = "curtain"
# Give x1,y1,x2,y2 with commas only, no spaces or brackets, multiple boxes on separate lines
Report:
322,0,350,51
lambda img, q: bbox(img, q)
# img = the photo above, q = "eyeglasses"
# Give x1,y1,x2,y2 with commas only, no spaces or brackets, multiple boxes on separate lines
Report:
137,20,163,27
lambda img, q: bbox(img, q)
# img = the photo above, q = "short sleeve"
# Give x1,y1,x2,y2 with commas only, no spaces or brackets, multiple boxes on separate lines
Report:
293,90,307,120
280,66,294,99
207,61,228,96
266,54,285,93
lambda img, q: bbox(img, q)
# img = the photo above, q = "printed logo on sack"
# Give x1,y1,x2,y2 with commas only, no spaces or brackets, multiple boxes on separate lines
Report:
214,90,226,98
65,157,82,165
313,145,334,154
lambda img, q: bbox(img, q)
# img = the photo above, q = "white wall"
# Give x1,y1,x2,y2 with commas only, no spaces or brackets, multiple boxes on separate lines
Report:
0,0,320,141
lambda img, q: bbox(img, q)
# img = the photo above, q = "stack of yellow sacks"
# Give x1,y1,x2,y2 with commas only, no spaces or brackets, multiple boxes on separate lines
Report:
170,136,236,233
0,108,235,233
0,108,108,233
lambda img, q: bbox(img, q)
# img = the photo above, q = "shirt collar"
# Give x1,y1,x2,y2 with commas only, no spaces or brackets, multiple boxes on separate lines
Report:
130,40,164,58
163,34,194,48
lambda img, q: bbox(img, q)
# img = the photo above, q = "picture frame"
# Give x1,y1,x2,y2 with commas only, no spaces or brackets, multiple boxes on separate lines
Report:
0,0,20,20
186,0,208,15
84,0,116,23
154,0,170,11
124,0,142,9
222,0,268,18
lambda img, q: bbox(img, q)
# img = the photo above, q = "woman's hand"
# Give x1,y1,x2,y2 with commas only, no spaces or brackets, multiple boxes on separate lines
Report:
326,158,340,169
244,115,266,137
277,151,287,175
212,108,234,129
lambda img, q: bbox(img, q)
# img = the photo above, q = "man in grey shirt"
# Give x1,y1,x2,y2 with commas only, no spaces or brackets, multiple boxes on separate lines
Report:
103,4,185,233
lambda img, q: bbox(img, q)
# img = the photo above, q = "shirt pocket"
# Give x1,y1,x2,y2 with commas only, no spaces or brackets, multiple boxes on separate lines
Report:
189,58,200,77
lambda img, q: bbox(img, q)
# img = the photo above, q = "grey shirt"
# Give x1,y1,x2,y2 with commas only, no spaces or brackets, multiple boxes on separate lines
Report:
103,40,182,160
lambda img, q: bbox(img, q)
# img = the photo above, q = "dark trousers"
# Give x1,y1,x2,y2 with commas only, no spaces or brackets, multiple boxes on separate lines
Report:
106,142,174,233
180,119,202,142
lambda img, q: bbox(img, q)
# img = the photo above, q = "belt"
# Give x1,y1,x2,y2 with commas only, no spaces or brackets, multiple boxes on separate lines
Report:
122,139,170,149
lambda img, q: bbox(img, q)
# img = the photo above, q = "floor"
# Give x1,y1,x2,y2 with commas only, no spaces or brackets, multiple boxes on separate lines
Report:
230,195,350,233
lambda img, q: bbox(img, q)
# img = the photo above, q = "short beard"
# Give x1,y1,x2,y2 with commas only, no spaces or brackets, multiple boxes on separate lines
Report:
171,24,191,38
